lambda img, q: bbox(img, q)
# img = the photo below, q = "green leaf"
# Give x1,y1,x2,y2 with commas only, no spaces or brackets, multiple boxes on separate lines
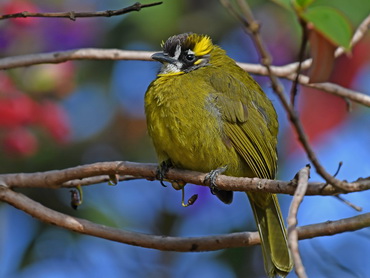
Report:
313,0,370,27
295,0,316,9
302,6,352,50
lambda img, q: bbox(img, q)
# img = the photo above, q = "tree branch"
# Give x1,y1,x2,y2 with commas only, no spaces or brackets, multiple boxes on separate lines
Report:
292,74,370,107
0,2,163,21
1,185,369,252
237,63,370,107
1,49,369,109
288,165,310,278
289,19,309,106
2,161,370,195
0,49,154,70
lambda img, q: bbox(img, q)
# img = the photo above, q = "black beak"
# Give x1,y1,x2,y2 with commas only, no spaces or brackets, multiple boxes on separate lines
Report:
151,52,176,64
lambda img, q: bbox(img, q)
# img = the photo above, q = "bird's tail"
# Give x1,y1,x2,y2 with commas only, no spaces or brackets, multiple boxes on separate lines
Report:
247,192,293,277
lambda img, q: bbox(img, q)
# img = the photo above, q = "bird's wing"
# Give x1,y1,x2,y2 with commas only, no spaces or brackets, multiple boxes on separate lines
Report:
209,72,278,180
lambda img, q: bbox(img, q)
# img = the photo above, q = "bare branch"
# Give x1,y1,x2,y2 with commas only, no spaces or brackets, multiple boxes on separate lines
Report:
61,174,141,187
299,77,370,107
2,161,370,195
1,50,369,110
290,19,309,106
236,62,370,107
1,49,368,109
297,212,370,239
0,49,154,70
334,195,362,212
1,185,369,252
0,185,261,251
288,165,310,278
0,2,163,21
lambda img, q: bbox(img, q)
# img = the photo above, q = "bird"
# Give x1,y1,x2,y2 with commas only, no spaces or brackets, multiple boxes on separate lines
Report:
144,32,293,277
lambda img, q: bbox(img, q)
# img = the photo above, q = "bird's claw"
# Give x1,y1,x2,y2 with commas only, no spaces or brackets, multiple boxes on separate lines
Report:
156,160,173,187
204,166,233,204
204,166,227,195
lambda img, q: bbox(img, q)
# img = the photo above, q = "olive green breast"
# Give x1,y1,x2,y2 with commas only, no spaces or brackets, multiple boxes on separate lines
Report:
145,69,244,175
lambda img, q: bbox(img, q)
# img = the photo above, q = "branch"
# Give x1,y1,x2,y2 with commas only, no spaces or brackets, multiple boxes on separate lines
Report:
237,63,370,108
0,2,163,21
2,161,370,195
1,185,369,252
1,49,369,110
0,49,154,70
290,19,309,106
292,74,370,107
288,165,310,278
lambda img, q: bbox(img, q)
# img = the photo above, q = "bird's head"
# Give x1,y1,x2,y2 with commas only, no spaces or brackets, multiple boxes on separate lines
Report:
152,33,216,76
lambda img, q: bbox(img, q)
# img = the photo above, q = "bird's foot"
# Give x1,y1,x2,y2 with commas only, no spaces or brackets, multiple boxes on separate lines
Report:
205,166,227,193
205,166,233,204
156,160,173,187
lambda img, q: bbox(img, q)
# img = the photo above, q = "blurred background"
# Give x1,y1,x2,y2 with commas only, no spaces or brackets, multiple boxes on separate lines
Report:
0,0,370,277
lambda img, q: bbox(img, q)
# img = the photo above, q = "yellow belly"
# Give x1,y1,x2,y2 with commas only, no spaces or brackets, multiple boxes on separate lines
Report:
145,73,249,176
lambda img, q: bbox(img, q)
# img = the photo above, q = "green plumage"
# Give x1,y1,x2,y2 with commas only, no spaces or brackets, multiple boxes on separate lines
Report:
145,33,293,277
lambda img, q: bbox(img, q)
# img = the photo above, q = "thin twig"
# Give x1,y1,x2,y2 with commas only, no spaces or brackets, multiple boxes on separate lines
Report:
290,20,309,106
334,195,363,212
288,165,311,278
1,186,370,252
0,2,163,21
61,174,143,187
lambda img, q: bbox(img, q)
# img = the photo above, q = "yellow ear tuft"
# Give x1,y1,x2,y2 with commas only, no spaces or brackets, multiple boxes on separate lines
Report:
189,34,213,56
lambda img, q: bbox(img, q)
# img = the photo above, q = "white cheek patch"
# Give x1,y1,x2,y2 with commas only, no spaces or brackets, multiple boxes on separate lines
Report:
159,44,184,74
173,44,182,60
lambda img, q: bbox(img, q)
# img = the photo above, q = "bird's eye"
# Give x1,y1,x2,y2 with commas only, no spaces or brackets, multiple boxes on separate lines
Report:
185,53,195,62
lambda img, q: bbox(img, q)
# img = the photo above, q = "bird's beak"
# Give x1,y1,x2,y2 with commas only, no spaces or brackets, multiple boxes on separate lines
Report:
151,52,177,64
